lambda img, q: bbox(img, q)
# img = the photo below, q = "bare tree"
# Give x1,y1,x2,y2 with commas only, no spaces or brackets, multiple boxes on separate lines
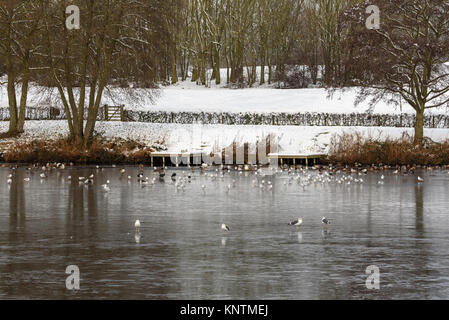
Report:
343,0,449,145
40,0,163,145
0,0,43,137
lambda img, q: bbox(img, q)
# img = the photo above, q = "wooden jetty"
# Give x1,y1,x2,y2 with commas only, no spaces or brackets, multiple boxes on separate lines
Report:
150,149,327,167
268,153,326,167
150,150,204,167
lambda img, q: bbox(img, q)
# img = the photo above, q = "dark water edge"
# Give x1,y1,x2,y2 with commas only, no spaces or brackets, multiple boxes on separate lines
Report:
1,165,449,299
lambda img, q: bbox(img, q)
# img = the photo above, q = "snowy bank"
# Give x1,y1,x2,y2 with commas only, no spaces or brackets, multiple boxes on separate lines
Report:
2,121,449,156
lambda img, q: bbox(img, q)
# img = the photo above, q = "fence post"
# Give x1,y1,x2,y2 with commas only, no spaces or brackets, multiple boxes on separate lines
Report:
104,105,109,121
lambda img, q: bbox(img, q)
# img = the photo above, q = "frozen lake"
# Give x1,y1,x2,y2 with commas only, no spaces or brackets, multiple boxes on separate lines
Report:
0,165,449,299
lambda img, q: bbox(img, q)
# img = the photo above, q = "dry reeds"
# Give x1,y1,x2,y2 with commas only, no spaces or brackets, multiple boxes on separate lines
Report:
1,136,161,165
328,132,449,165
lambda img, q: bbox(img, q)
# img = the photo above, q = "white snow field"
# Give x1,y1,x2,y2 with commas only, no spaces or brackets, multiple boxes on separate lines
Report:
1,71,448,115
0,84,433,115
2,121,449,155
153,74,430,115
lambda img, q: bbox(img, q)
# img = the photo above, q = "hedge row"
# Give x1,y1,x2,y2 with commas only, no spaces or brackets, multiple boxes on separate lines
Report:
0,107,106,121
1,107,449,128
124,110,449,128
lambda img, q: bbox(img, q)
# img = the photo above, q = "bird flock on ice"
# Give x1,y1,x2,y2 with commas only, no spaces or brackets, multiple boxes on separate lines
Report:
3,161,436,241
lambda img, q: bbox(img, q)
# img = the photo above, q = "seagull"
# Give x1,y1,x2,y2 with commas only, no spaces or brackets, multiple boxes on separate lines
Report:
321,217,331,226
221,223,230,232
135,220,141,233
40,173,47,178
417,176,424,182
288,218,303,228
137,174,146,183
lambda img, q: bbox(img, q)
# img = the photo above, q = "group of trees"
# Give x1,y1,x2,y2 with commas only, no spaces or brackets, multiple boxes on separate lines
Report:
169,0,361,87
0,0,448,145
0,1,42,136
0,0,174,144
171,0,304,87
170,0,449,144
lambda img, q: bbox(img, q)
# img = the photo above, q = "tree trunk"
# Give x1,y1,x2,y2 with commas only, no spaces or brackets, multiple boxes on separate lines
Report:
17,71,30,133
7,75,18,135
83,83,105,146
230,66,243,84
191,67,198,82
214,48,220,85
268,64,272,84
414,109,424,146
171,47,178,84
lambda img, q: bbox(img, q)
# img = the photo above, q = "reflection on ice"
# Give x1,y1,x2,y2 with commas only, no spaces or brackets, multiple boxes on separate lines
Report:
1,166,449,299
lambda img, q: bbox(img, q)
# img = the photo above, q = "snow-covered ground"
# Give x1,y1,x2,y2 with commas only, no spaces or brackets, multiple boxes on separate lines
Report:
2,121,449,155
157,83,421,115
2,68,449,156
2,71,448,116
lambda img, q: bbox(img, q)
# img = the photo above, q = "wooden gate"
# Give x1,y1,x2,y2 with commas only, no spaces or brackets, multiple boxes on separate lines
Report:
104,105,125,121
